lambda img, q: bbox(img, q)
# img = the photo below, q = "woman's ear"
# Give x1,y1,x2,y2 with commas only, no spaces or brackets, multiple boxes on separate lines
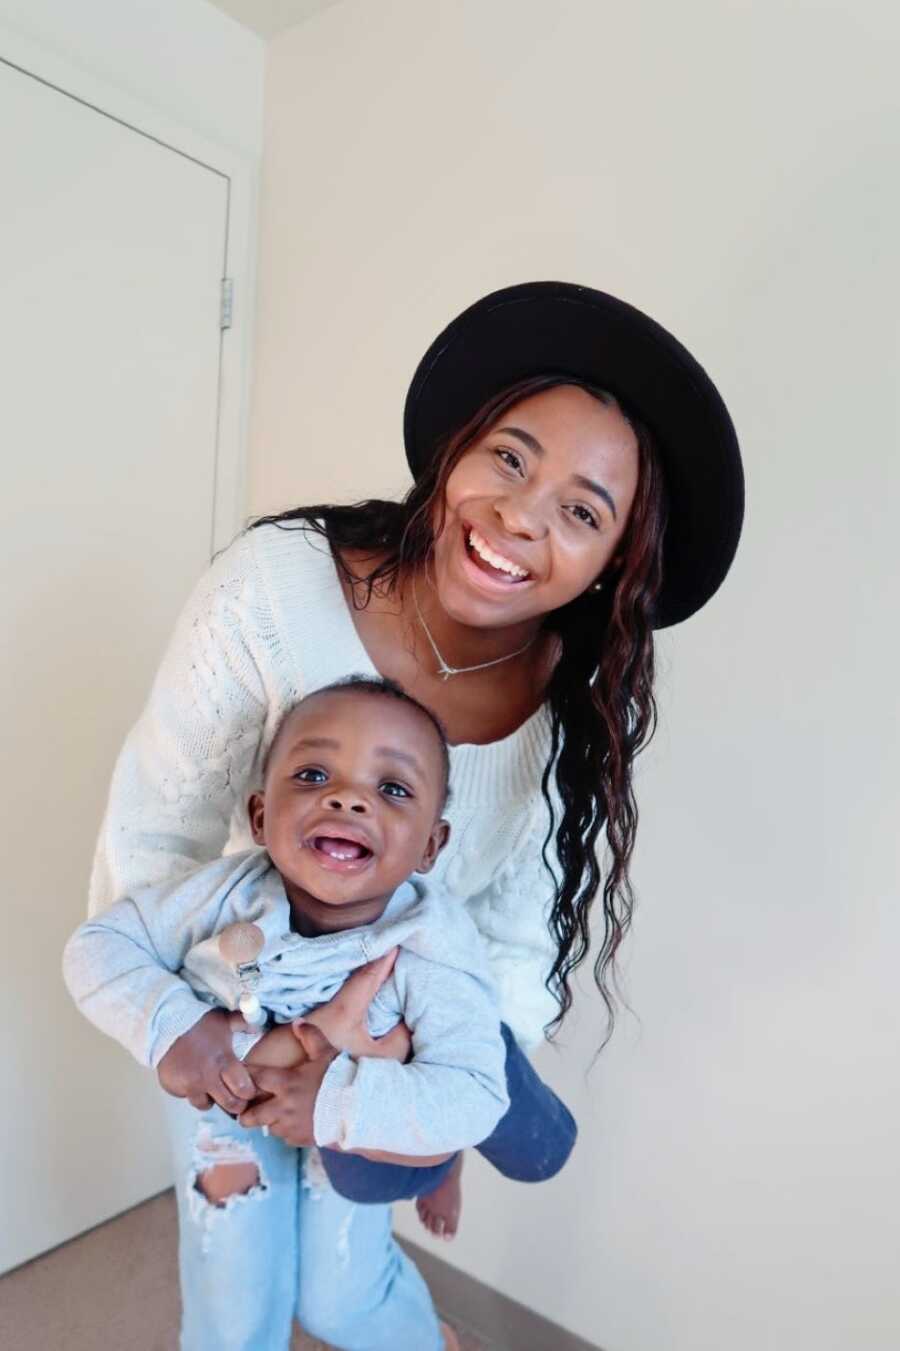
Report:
417,819,451,873
248,792,266,846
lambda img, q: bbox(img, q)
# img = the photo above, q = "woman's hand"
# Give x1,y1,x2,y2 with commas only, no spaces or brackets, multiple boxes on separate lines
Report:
238,948,411,1146
297,948,413,1062
156,1008,257,1114
238,1052,338,1146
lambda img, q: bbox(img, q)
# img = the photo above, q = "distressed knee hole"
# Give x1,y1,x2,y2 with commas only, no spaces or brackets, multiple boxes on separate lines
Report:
186,1125,269,1249
195,1161,260,1207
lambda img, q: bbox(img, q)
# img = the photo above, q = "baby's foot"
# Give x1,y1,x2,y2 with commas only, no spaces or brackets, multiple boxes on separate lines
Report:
416,1153,463,1241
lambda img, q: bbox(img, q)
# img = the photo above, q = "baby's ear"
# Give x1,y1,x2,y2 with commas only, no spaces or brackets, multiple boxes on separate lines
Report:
417,819,451,873
248,792,266,845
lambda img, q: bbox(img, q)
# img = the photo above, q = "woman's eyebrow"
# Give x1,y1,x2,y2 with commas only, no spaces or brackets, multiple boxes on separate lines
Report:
494,426,617,518
572,474,617,519
495,425,544,455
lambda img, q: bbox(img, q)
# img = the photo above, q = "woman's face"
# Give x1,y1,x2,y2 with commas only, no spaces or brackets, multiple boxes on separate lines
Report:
432,384,641,629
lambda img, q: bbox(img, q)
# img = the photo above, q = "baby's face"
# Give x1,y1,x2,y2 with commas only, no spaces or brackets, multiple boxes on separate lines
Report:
249,689,449,922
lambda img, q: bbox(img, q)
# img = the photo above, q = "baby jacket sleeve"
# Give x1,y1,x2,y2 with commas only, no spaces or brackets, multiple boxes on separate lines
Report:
312,921,510,1155
63,855,256,1067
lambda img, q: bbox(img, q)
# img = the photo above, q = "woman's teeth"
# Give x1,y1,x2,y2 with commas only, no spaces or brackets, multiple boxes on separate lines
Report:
467,528,530,579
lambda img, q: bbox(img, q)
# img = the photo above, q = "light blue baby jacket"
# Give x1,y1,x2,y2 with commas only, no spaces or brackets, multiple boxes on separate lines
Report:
63,849,510,1154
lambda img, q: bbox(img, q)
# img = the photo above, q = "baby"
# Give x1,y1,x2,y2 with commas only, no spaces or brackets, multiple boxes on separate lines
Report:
64,676,510,1177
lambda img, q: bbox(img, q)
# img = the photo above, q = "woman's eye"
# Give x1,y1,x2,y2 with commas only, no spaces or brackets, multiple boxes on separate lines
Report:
566,504,599,530
294,767,327,783
494,447,524,474
380,781,412,799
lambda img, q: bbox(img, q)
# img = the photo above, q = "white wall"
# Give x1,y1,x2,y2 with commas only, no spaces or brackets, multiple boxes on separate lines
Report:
0,0,266,551
0,0,265,1265
0,0,263,156
251,2,899,1348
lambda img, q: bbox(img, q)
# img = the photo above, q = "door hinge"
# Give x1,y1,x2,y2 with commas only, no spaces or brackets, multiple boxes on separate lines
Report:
220,277,234,331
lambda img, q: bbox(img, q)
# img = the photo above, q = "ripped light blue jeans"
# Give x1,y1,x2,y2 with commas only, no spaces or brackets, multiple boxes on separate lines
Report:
162,1092,444,1351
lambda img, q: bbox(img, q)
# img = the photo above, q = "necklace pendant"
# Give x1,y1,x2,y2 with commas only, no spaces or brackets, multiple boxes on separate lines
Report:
413,579,536,682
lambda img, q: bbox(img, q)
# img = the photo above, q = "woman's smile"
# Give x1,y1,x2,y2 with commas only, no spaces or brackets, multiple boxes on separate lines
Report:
465,525,533,581
458,520,539,595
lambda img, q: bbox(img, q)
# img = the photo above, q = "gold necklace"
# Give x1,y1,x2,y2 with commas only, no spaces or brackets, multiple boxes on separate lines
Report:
412,583,537,681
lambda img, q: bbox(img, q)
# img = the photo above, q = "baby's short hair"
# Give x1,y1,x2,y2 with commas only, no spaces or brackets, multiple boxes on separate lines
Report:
262,675,451,809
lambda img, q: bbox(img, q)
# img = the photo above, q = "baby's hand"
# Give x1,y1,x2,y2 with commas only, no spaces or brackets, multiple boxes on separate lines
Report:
241,1021,328,1070
225,1011,336,1063
157,1008,256,1114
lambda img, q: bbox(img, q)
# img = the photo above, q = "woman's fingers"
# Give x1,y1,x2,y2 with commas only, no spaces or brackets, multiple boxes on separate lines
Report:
220,1058,257,1101
211,1079,252,1116
188,1092,213,1111
336,948,399,1016
303,947,400,1050
236,1067,289,1129
374,946,399,978
298,1004,348,1049
241,1065,291,1097
367,946,399,987
297,945,400,1048
292,1020,333,1059
238,1058,332,1145
238,1095,280,1130
374,1021,413,1063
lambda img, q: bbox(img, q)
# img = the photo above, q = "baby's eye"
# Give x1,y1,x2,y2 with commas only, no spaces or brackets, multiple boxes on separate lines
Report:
380,781,412,799
293,767,327,783
494,447,524,474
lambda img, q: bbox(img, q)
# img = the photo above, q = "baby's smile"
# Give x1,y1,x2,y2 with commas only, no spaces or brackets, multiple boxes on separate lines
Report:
249,683,451,931
305,829,376,873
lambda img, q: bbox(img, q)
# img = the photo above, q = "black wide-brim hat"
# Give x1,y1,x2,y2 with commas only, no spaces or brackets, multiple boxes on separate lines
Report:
403,281,744,629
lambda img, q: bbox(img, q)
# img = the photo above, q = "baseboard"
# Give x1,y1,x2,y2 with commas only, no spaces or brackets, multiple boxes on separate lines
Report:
398,1237,603,1351
4,1184,602,1351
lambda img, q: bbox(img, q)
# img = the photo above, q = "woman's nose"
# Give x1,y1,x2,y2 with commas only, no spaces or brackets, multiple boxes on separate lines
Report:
492,494,547,540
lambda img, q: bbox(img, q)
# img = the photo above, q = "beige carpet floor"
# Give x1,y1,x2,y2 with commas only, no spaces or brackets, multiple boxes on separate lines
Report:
0,1190,490,1351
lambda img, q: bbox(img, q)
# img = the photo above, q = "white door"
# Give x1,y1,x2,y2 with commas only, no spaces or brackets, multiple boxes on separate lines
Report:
0,56,230,1273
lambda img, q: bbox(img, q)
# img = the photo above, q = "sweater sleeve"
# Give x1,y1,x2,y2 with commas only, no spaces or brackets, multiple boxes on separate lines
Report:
87,534,269,917
66,855,261,1067
63,894,211,1069
468,855,561,1054
465,799,565,1054
313,944,511,1155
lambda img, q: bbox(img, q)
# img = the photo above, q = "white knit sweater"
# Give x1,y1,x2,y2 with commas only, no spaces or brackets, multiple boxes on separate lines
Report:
88,523,562,1049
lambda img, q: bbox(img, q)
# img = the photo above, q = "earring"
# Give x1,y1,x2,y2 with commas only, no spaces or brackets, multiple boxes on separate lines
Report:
591,579,604,592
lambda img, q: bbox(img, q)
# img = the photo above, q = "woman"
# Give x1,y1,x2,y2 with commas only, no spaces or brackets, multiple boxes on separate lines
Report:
87,281,743,1350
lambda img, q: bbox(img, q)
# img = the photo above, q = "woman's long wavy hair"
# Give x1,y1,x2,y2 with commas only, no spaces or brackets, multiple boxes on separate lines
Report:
249,374,669,1045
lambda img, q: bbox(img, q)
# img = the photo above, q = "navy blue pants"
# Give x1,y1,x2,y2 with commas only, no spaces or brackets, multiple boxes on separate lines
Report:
319,1023,577,1203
